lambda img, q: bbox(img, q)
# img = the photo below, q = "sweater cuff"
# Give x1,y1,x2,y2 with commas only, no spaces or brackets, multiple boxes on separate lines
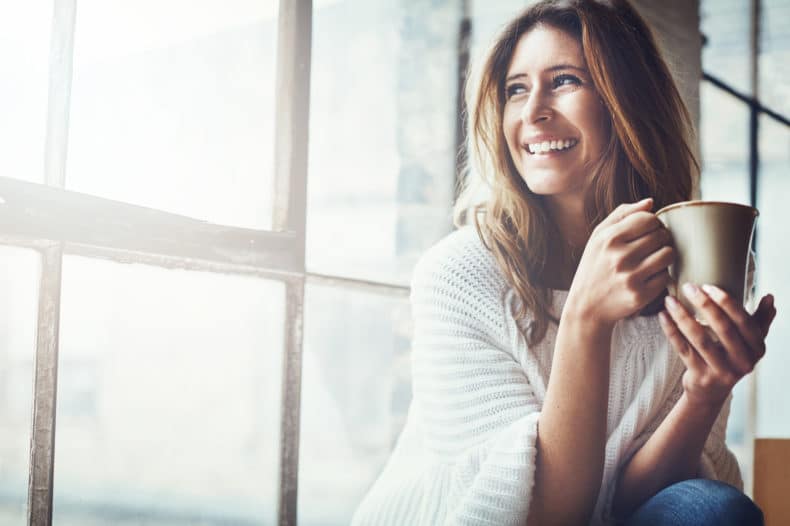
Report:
445,412,540,526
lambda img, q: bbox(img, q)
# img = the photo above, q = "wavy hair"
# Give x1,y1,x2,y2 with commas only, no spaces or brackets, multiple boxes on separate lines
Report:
454,0,696,346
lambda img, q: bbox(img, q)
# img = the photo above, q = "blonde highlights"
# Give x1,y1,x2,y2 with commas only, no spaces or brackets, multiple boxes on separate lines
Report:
454,0,696,346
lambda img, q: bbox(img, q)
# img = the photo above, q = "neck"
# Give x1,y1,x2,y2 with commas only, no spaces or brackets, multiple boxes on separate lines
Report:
544,195,589,251
539,195,590,291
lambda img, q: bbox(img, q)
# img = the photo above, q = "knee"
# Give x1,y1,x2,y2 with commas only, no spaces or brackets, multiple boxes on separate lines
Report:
624,478,764,526
674,479,764,526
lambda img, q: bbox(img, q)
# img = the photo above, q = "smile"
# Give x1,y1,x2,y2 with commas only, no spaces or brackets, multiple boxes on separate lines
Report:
525,138,579,155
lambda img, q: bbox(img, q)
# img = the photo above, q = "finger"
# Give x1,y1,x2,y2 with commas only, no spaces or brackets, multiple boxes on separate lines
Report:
643,269,672,301
635,245,675,282
626,226,672,262
611,210,664,244
664,294,732,375
600,197,654,228
683,283,755,374
658,310,705,371
701,285,768,358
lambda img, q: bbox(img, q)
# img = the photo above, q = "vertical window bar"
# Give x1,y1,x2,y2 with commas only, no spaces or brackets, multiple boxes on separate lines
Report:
278,277,305,526
27,247,64,526
746,0,761,499
28,1,76,524
453,0,471,198
272,0,312,253
273,1,312,524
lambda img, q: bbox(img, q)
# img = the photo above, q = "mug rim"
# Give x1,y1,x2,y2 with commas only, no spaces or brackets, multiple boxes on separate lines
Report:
655,200,759,218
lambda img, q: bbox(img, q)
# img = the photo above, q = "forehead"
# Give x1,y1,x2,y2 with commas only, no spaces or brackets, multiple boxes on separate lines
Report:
506,24,585,76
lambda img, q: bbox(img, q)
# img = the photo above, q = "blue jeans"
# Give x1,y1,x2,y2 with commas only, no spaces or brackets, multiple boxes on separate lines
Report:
622,478,764,526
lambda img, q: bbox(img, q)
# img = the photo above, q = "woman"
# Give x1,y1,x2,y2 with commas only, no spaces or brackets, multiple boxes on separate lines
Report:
352,1,777,524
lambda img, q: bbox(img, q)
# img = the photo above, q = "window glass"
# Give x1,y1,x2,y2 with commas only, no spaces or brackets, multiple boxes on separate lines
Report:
0,247,40,523
759,0,790,117
53,256,285,525
699,82,752,486
699,83,751,204
755,115,790,437
305,0,458,285
0,2,51,184
298,284,412,525
469,0,529,61
701,0,751,95
65,0,278,230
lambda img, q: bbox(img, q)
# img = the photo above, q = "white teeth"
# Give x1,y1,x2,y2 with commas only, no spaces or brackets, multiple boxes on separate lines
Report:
526,138,577,154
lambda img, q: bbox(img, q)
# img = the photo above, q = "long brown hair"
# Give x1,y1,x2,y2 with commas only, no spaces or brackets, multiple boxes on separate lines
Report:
454,0,696,346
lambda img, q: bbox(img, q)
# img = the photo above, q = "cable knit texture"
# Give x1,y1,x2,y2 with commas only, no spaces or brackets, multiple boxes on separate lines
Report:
351,226,743,526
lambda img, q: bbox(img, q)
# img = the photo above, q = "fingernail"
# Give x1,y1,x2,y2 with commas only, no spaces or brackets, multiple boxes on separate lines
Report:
682,283,699,299
665,295,679,311
701,284,722,300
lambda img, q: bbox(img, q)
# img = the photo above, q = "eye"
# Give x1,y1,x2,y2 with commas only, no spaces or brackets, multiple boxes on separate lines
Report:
552,73,582,89
505,83,528,100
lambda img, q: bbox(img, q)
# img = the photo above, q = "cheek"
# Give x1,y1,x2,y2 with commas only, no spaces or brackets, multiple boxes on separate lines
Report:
502,113,521,154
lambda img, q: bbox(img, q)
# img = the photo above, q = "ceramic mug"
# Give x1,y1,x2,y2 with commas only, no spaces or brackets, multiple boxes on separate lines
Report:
655,200,758,323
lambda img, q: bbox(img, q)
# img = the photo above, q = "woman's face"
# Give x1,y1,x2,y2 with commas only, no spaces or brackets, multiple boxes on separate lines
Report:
502,24,608,206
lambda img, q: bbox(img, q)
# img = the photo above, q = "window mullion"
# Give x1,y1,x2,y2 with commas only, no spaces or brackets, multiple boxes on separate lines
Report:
272,1,312,525
27,0,76,523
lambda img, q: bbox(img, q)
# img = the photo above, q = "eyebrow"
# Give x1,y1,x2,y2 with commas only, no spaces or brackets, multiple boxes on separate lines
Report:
505,64,587,83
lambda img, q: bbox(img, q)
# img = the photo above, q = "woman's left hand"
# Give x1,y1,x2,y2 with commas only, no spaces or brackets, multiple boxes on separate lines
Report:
658,283,777,408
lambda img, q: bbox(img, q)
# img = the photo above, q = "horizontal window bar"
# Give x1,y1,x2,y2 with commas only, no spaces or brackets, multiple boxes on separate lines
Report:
702,71,790,128
0,176,304,274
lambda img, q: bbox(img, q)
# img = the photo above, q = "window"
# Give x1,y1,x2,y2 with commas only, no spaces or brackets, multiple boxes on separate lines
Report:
700,0,790,494
4,1,786,524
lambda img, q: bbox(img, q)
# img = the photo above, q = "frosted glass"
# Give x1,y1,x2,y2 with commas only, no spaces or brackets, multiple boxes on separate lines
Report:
54,256,285,525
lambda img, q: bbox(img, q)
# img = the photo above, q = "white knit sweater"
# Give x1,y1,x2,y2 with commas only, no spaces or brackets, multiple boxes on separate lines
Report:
351,226,742,526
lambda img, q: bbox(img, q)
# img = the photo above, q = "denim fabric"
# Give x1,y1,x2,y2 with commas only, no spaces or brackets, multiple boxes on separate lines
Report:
622,478,764,526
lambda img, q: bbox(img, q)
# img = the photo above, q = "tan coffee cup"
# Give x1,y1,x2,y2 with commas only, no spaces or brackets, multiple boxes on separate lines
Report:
655,200,758,323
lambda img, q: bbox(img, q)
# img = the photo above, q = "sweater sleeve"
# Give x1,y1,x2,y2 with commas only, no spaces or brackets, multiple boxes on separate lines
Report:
409,234,542,526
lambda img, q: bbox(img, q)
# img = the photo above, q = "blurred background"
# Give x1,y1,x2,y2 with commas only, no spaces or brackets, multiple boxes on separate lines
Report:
0,0,788,524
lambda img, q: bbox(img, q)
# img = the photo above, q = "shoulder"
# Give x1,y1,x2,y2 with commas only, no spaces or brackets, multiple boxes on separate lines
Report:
411,226,507,296
410,226,511,335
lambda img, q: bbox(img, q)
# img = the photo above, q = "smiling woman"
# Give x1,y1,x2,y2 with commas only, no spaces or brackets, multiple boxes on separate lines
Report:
350,1,775,525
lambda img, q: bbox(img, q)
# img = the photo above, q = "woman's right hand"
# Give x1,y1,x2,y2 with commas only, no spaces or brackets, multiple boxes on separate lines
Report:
566,197,674,329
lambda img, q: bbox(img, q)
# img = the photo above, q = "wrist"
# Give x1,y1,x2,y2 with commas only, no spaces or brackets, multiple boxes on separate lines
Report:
562,292,616,335
679,390,726,418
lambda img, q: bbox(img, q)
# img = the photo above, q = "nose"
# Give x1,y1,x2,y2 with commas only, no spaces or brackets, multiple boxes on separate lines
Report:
519,89,553,124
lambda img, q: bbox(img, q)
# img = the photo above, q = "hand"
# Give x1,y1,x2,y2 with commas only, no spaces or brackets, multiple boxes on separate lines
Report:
659,283,777,407
567,197,675,328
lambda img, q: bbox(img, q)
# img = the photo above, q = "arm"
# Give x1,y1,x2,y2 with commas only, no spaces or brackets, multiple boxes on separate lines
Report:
613,282,776,519
611,392,723,519
528,312,613,526
529,198,676,525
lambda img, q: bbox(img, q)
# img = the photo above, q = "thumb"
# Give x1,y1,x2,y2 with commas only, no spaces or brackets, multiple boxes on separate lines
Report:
753,294,777,338
604,197,654,226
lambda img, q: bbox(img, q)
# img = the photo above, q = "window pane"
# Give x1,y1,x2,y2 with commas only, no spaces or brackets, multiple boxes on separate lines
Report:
470,0,529,61
699,83,752,486
759,0,790,117
54,257,285,525
755,115,790,437
305,0,457,285
298,284,412,525
701,0,751,95
66,0,278,230
0,2,51,184
699,83,751,203
0,247,40,523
